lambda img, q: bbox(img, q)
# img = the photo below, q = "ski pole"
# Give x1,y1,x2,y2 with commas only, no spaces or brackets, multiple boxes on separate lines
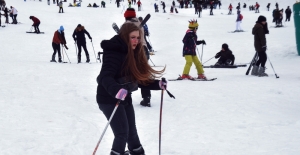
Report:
267,55,279,78
158,78,166,155
61,44,65,62
75,42,78,61
91,40,98,63
201,44,204,62
29,26,33,32
246,52,258,75
92,100,122,155
149,58,155,66
202,56,215,65
147,36,153,49
62,45,71,63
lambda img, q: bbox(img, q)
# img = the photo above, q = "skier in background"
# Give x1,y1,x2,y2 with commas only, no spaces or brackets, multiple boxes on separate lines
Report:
51,26,68,63
251,16,269,77
285,6,292,22
29,16,40,33
179,20,207,80
72,24,92,63
214,43,235,66
228,3,232,15
235,10,243,32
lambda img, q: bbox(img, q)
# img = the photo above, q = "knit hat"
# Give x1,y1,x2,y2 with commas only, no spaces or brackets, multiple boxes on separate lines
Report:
124,8,136,20
77,24,82,27
188,19,199,29
222,43,229,50
58,26,64,34
256,15,267,23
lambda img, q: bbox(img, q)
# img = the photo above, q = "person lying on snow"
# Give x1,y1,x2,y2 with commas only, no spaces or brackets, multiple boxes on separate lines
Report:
214,43,235,66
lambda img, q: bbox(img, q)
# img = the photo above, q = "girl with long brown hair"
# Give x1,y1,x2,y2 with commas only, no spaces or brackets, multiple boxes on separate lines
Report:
96,22,166,155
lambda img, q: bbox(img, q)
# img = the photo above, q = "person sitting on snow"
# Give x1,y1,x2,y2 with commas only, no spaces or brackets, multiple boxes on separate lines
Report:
214,43,235,66
93,3,99,7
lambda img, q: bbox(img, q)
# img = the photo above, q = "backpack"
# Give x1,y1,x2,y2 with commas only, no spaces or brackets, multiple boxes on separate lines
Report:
240,14,243,20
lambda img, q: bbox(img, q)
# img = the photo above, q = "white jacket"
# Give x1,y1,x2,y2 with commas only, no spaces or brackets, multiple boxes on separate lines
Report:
11,7,18,15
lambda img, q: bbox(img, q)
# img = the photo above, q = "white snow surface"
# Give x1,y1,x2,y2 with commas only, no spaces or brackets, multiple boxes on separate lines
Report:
1,0,300,155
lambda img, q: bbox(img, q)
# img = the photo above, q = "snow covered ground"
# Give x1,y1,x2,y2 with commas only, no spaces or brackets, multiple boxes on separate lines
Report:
1,0,300,154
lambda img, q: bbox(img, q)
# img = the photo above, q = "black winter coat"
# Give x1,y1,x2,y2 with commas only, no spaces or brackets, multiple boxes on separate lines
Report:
215,49,235,64
72,27,92,43
96,35,161,105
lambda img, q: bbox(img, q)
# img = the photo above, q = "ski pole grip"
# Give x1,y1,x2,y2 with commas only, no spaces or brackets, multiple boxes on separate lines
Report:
162,78,166,83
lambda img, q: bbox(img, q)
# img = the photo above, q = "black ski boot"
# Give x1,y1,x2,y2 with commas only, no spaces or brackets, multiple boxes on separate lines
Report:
78,55,81,63
50,55,56,62
110,150,130,155
129,146,145,155
58,58,62,63
140,97,151,107
86,56,90,63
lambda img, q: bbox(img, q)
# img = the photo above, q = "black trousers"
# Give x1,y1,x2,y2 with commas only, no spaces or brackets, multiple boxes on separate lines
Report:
33,22,40,32
77,42,89,60
255,51,267,67
52,43,61,59
98,102,142,153
286,15,291,22
59,7,64,13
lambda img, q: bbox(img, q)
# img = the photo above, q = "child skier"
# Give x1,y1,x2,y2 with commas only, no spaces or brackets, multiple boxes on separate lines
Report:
214,43,235,66
179,20,207,80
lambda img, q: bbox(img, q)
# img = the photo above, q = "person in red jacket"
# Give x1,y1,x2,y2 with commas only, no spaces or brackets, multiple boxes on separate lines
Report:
29,16,40,33
137,0,141,11
51,26,68,63
228,3,233,15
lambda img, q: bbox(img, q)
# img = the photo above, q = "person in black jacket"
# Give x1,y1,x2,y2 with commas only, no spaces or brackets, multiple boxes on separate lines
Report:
96,22,166,155
214,43,235,65
285,6,292,22
72,24,92,63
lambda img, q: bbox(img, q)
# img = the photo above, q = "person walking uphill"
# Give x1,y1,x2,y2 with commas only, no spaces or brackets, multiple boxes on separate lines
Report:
251,16,269,77
72,24,92,63
29,16,40,33
96,22,166,155
179,20,207,80
51,26,68,63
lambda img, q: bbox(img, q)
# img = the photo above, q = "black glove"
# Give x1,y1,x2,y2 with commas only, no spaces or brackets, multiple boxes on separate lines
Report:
196,40,206,45
90,38,92,42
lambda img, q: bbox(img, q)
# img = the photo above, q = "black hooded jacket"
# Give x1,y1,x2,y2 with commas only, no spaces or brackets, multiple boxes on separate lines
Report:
72,26,92,43
96,35,160,105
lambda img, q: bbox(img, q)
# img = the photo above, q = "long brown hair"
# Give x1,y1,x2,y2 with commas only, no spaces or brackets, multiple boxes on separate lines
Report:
119,23,165,85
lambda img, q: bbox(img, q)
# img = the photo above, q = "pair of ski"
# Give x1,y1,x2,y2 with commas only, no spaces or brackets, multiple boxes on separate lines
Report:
26,32,45,34
203,64,247,68
169,75,217,81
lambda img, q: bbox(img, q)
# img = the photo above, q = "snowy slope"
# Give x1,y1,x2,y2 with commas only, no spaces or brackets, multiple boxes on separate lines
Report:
0,0,300,155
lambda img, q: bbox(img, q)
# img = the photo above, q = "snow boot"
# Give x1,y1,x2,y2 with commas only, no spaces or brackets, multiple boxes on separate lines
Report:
86,56,90,63
58,58,62,63
258,66,268,77
78,55,81,63
140,97,151,107
50,55,56,62
129,146,145,155
110,150,130,155
251,65,259,76
197,74,207,80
